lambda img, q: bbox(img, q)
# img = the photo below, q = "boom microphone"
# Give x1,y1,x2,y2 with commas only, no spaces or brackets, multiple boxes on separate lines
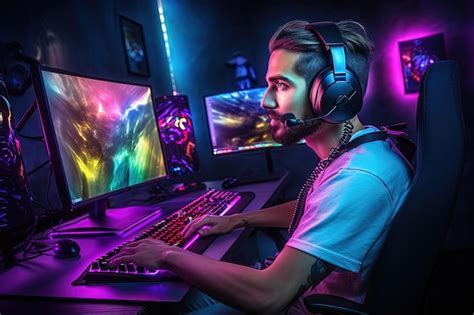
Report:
281,102,341,127
281,88,358,127
281,113,304,127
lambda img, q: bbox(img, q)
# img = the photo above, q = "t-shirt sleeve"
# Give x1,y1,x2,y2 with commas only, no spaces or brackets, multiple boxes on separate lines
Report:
286,168,394,273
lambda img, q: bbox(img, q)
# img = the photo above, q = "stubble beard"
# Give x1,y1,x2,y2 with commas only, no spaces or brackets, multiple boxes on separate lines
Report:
271,112,323,146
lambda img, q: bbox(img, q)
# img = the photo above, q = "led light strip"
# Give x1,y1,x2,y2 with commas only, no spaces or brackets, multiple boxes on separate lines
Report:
157,0,178,95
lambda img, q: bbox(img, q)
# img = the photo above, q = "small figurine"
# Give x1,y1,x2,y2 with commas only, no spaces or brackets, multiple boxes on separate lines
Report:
226,52,256,90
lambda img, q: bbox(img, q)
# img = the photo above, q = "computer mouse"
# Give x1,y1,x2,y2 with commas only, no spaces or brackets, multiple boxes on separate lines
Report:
221,177,239,189
53,239,81,259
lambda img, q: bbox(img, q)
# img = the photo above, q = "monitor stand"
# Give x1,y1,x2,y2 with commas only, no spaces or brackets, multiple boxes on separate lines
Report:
263,148,281,179
50,199,164,238
234,149,282,185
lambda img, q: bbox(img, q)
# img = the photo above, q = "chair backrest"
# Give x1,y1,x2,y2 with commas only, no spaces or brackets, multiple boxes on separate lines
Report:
365,61,465,314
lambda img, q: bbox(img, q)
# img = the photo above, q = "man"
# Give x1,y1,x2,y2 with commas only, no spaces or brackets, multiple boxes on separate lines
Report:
110,20,412,314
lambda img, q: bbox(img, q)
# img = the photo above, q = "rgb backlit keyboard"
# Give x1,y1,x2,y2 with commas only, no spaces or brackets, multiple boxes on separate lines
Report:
73,189,254,284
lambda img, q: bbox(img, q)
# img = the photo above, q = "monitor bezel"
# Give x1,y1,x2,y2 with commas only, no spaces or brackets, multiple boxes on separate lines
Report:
203,86,304,156
32,65,169,211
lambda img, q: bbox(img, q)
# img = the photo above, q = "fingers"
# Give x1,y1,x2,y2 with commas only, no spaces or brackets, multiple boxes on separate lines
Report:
121,240,145,248
110,247,136,262
111,239,154,261
109,239,168,268
122,238,162,249
181,215,207,236
116,247,135,256
182,216,211,239
109,254,135,267
196,225,214,237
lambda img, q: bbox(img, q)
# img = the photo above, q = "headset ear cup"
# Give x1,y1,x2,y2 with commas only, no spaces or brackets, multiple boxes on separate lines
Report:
341,70,363,120
310,68,363,124
310,67,330,118
308,75,319,117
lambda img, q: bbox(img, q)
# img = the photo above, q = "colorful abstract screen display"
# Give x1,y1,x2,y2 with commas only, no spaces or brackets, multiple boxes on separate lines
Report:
399,33,446,94
205,87,288,155
155,95,199,177
41,70,167,205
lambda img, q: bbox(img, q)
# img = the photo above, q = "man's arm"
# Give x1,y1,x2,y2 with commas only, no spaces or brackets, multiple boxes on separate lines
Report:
183,200,296,239
232,199,296,228
161,243,334,313
110,239,334,312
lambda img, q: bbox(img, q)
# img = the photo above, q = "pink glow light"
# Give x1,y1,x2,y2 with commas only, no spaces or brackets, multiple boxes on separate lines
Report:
362,67,376,105
377,20,445,107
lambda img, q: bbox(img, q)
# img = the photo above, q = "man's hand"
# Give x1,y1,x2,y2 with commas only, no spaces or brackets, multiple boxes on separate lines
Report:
182,214,241,239
109,239,175,269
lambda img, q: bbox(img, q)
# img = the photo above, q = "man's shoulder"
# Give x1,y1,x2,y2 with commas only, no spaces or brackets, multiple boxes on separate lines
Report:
341,133,409,171
319,136,412,194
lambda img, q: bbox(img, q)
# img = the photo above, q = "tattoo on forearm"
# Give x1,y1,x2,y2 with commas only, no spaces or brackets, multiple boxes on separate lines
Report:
288,259,334,307
309,259,331,289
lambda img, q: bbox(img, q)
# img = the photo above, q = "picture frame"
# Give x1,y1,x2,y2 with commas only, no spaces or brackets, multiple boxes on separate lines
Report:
120,16,150,77
398,33,446,94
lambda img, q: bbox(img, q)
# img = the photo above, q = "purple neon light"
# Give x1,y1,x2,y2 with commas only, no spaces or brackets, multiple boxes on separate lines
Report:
383,23,445,104
362,67,375,106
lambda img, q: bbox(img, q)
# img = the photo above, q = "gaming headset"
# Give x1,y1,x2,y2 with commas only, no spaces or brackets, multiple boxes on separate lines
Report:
283,21,363,126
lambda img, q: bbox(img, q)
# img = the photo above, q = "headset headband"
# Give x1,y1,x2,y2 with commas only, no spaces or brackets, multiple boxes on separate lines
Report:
305,22,347,81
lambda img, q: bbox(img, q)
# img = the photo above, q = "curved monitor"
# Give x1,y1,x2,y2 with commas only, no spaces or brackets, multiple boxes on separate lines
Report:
204,87,278,155
33,66,167,211
204,87,303,155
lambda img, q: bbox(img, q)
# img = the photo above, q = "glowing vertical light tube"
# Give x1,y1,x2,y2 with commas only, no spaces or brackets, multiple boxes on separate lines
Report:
157,0,178,95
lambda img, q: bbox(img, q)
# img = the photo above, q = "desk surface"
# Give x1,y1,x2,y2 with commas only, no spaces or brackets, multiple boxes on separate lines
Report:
0,174,288,305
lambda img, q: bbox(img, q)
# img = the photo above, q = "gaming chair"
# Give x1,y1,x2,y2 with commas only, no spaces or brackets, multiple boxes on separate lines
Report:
303,61,465,314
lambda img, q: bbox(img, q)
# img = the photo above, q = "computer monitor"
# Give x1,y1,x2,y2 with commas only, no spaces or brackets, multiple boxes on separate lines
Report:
204,87,280,156
204,87,303,177
32,66,168,236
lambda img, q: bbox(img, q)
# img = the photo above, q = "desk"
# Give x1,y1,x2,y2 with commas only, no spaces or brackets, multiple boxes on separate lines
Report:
0,174,288,312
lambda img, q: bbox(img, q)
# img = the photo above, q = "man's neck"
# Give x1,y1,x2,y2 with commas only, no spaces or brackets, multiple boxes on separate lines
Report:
305,116,365,160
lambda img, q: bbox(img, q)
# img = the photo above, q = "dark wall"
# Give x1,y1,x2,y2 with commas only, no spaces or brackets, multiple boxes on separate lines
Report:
162,0,473,247
0,0,472,247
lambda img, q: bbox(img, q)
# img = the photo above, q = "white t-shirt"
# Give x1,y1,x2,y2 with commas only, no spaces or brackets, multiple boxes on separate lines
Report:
287,126,412,314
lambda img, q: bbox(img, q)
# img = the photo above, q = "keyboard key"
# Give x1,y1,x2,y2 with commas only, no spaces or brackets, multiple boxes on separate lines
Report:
91,261,100,271
99,261,109,270
127,263,136,272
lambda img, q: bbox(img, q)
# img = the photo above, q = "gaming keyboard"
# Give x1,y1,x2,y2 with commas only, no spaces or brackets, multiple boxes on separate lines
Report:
73,189,254,285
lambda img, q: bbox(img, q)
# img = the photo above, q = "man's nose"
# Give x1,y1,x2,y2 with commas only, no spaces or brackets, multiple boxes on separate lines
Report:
260,89,276,109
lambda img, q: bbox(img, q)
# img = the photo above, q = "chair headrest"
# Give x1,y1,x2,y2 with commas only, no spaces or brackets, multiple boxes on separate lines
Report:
416,60,464,184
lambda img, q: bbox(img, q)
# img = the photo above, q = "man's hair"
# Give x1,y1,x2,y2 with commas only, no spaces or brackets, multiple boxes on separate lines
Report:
268,20,374,96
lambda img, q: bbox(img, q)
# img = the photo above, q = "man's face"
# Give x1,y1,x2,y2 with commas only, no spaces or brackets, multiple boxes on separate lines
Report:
261,49,322,145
